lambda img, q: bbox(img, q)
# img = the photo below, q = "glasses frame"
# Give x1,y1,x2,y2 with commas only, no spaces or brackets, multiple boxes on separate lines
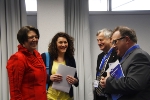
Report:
28,35,39,40
112,37,125,45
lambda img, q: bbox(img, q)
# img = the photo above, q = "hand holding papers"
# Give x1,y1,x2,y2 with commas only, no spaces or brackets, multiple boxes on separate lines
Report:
107,60,124,78
106,60,124,100
52,64,76,93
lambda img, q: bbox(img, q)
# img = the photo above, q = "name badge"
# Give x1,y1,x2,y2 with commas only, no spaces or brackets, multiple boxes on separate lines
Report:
93,80,99,87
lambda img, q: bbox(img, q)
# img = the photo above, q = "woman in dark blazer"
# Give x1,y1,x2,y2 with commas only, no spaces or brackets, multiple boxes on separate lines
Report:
41,32,79,100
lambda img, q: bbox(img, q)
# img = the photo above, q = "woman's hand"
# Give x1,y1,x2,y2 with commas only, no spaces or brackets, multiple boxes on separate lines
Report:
50,74,62,82
66,75,78,85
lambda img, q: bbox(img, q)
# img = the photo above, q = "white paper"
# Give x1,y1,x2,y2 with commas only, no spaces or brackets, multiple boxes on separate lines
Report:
93,80,99,87
106,60,120,72
52,64,76,93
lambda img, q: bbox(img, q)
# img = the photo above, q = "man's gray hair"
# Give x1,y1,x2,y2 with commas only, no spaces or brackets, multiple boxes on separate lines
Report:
96,28,112,38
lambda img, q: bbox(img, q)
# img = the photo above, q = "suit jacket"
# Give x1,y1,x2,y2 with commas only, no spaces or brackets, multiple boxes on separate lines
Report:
41,53,79,98
105,47,150,100
96,49,119,76
94,49,119,99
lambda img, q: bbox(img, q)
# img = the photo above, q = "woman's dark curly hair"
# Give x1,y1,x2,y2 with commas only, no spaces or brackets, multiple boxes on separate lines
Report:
48,32,75,60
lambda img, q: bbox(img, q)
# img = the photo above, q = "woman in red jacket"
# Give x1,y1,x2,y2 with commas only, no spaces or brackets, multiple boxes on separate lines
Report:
6,26,47,100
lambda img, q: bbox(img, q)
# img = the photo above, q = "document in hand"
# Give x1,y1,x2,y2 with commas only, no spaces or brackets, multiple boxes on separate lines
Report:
107,60,124,100
110,63,124,79
52,64,76,93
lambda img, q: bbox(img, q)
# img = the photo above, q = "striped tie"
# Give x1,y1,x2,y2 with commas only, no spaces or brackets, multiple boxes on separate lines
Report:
95,51,112,96
95,70,105,96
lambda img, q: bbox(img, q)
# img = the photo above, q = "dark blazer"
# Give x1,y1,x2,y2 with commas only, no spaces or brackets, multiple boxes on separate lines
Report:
105,48,150,100
94,49,119,100
41,53,79,98
96,49,119,73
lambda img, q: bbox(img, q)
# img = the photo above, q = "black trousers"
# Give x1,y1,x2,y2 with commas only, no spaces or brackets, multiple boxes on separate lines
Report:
96,95,107,100
94,91,107,100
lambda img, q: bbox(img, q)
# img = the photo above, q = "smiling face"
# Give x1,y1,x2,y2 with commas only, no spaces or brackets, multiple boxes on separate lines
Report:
111,31,127,57
56,37,68,54
23,31,38,52
97,32,111,53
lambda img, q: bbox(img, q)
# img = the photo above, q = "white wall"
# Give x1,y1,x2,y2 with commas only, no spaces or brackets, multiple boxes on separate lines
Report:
89,14,150,80
27,13,37,28
37,0,65,53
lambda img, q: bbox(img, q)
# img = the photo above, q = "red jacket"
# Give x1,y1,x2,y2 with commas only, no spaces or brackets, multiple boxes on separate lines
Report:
6,45,47,100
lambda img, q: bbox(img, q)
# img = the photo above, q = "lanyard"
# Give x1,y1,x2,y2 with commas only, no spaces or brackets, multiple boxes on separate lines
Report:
97,48,113,76
120,44,140,62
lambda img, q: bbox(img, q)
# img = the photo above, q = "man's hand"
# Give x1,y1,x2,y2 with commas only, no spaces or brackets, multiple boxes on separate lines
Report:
100,72,110,88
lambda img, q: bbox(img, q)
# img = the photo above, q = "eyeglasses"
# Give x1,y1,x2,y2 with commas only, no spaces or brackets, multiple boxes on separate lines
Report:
28,35,39,40
112,37,125,45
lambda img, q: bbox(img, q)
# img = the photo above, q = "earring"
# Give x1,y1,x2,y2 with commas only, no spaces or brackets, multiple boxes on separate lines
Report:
22,44,25,47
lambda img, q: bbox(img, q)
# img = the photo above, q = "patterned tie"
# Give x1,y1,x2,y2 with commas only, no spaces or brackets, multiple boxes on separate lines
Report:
95,69,105,96
95,55,110,96
95,49,113,96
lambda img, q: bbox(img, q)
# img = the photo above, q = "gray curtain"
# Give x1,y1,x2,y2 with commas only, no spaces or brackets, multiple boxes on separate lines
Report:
65,0,93,100
0,0,27,99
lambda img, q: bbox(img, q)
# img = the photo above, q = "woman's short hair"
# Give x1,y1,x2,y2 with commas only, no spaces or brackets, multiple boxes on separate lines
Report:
17,26,39,44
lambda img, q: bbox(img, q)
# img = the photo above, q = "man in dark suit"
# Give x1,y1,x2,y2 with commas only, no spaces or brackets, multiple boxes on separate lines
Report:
94,28,119,100
100,26,150,100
